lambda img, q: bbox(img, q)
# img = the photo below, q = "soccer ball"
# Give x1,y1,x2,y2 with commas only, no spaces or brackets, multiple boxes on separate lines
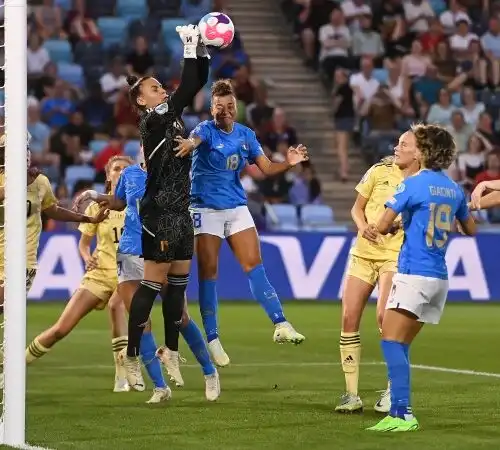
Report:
198,12,235,49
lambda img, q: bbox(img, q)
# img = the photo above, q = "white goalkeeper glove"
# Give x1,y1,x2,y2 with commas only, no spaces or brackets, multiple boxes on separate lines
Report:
176,24,199,59
196,35,210,59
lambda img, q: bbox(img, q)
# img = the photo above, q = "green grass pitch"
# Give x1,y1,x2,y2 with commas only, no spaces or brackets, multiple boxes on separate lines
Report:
17,303,500,449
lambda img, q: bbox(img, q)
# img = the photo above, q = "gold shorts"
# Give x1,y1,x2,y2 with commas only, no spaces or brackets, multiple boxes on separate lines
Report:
346,255,397,286
80,270,118,310
0,267,37,293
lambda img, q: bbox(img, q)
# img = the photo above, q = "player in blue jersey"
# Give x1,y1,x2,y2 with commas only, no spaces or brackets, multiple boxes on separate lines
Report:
366,124,477,432
173,79,309,366
75,154,220,402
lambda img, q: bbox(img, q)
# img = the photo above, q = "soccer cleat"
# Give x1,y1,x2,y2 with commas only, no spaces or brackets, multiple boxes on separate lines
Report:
146,386,172,404
208,338,230,367
118,348,145,392
367,415,419,432
156,346,185,387
113,376,130,393
273,322,305,345
335,393,363,413
374,388,391,413
204,370,221,402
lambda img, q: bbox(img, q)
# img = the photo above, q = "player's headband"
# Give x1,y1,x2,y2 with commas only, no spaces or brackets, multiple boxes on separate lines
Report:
130,77,146,91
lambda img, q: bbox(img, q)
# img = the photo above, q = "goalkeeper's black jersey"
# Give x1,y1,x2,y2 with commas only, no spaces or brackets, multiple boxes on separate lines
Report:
139,58,209,217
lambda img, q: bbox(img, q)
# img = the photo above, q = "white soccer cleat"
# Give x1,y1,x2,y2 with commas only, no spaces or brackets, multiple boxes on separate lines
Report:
374,388,391,413
204,370,221,402
335,392,363,413
113,376,130,393
273,321,305,345
156,346,185,387
118,348,145,392
208,338,230,367
146,386,172,404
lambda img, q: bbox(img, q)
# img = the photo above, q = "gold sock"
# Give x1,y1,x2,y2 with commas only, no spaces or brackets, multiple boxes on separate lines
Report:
340,331,361,395
112,336,128,364
26,338,50,364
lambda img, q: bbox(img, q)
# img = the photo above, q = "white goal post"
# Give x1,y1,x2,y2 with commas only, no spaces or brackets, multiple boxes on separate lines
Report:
1,0,28,447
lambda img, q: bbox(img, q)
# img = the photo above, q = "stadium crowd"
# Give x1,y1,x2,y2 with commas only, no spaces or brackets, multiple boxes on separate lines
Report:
15,0,324,231
282,0,500,222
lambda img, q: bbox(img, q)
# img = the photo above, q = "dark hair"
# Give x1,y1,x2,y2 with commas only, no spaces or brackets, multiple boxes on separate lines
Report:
104,155,134,193
411,123,457,171
127,75,151,111
211,79,235,98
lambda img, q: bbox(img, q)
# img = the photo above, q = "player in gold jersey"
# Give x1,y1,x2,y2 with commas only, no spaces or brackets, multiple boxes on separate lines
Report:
336,151,420,414
25,156,140,392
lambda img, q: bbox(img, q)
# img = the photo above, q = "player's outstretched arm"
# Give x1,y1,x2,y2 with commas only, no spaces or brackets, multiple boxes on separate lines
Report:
44,203,109,224
254,145,309,177
376,207,398,235
470,180,500,210
73,190,126,212
174,135,202,157
469,190,500,210
171,25,202,113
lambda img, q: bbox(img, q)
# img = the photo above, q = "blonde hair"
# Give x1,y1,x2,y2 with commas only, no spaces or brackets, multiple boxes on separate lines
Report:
104,155,133,193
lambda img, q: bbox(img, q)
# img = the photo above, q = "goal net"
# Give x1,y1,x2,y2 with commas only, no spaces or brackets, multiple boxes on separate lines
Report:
0,0,31,447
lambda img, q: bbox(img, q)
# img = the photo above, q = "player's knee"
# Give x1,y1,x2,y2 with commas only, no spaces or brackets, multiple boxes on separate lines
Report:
341,308,361,333
241,256,262,274
198,260,218,279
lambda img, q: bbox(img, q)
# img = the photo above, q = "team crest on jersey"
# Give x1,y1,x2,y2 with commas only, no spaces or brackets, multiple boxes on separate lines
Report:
395,183,405,194
154,103,169,115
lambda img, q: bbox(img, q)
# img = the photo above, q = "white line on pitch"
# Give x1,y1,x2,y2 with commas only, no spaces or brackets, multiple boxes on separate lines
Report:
31,361,500,378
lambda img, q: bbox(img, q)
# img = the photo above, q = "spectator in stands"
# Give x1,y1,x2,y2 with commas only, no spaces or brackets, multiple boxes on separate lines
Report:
457,134,486,191
318,8,351,82
100,57,128,104
211,37,249,79
475,111,500,151
232,65,256,105
65,0,101,47
262,107,297,152
27,33,51,79
350,55,379,110
59,110,94,148
296,0,336,68
55,182,72,209
451,39,488,90
351,13,385,65
40,78,76,128
460,86,485,127
126,36,155,78
447,110,473,154
403,0,434,34
426,88,454,126
449,19,478,58
402,40,432,78
34,0,65,39
246,82,275,132
440,0,471,35
258,143,292,203
180,0,212,20
481,17,500,87
373,0,409,59
79,83,112,132
289,163,322,205
28,98,60,180
114,86,139,139
475,151,500,189
432,40,456,83
31,61,56,100
93,134,124,182
341,0,372,31
419,18,444,53
332,68,354,181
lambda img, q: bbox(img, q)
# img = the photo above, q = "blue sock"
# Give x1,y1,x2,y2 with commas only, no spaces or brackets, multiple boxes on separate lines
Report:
381,339,411,418
181,319,216,376
140,332,166,389
247,264,286,324
199,279,219,342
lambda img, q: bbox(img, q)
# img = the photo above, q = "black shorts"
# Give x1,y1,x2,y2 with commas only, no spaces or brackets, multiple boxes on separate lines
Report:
141,212,194,263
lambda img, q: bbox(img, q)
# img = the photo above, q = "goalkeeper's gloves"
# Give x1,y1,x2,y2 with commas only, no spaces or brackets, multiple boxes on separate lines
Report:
176,24,199,59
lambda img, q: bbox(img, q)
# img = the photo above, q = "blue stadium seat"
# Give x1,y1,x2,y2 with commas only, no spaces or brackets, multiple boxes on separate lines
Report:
55,0,72,10
44,40,73,63
57,63,85,88
180,0,211,19
162,18,188,41
65,166,96,191
74,42,104,66
373,68,389,84
124,140,141,158
301,205,336,230
97,17,128,49
266,204,300,231
429,0,447,15
93,183,106,194
89,140,108,155
116,0,147,20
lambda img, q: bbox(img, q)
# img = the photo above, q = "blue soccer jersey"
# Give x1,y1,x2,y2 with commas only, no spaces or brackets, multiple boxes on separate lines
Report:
385,169,470,280
190,120,264,209
114,164,146,256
